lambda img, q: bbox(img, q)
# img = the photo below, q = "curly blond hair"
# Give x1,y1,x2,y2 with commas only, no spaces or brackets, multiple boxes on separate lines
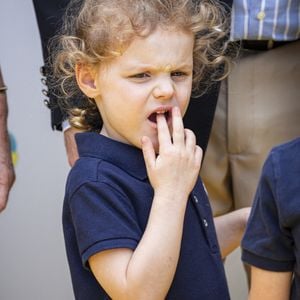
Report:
52,0,231,131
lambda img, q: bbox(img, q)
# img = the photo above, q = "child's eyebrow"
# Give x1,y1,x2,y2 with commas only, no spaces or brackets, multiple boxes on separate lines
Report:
123,63,193,73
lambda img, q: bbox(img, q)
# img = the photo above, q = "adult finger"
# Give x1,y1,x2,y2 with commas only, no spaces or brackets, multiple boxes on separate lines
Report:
64,127,80,167
0,186,9,212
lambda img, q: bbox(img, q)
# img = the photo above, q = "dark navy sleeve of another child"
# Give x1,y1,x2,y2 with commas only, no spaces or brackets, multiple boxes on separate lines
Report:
68,181,142,267
241,153,295,272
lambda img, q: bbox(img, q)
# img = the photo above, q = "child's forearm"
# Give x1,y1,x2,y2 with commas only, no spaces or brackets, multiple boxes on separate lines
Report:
214,207,251,258
125,192,188,299
90,192,189,300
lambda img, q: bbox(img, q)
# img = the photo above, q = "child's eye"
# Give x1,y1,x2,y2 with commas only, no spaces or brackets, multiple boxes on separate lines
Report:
171,71,187,78
130,73,150,79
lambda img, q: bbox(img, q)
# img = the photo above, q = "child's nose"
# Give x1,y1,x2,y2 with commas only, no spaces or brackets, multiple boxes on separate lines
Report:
152,78,175,100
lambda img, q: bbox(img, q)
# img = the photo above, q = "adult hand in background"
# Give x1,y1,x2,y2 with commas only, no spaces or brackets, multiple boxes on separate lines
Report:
0,67,15,212
0,156,15,212
64,126,80,167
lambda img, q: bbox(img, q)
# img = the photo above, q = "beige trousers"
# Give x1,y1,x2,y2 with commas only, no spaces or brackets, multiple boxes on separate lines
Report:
201,40,300,216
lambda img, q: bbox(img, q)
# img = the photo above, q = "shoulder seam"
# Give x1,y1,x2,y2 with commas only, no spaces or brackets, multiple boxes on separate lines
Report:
68,176,129,204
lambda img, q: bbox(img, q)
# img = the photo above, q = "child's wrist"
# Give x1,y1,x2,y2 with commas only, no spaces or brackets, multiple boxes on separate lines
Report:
153,190,189,207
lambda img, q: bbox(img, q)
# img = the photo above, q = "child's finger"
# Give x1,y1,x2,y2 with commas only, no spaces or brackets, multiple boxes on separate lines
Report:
141,136,156,171
194,145,203,168
156,113,171,150
184,128,196,151
171,107,185,146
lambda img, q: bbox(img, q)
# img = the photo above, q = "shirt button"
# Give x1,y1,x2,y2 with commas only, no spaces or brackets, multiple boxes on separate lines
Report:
202,183,208,195
203,219,208,227
257,11,266,20
193,195,199,203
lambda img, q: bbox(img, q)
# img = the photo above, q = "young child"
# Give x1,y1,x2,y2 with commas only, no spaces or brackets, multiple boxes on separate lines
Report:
241,138,300,300
53,0,233,298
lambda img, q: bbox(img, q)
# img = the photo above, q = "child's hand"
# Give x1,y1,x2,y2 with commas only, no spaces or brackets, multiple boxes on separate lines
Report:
142,106,202,200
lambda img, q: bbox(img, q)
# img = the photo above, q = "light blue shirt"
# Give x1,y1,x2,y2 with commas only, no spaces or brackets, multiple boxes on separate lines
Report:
231,0,300,41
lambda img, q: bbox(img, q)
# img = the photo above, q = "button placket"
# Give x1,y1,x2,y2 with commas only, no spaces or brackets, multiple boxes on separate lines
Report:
191,191,219,254
193,195,199,203
192,194,209,228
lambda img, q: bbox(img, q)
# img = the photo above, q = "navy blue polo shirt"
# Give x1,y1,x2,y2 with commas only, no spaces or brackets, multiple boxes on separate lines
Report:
63,132,230,300
242,138,300,300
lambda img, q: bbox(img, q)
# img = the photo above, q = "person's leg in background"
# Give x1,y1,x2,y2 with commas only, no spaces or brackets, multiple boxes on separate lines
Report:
201,40,300,285
200,80,233,217
228,41,300,209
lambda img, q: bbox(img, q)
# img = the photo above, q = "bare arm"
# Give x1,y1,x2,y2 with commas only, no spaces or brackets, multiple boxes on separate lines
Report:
89,107,202,299
248,266,292,300
0,67,15,212
214,207,251,258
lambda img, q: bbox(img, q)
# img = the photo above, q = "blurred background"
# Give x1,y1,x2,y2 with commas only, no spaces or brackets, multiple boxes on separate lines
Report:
0,1,247,299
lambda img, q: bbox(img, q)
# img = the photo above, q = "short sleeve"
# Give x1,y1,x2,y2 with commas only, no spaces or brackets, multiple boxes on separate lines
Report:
241,154,295,272
68,181,142,267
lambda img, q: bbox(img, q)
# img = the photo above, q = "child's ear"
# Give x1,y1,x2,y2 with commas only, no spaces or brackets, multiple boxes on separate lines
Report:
75,63,99,98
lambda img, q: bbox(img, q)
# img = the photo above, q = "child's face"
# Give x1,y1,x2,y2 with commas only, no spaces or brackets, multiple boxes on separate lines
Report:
94,28,194,151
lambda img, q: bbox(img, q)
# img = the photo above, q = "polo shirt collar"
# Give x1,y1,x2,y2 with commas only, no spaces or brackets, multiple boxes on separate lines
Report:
76,132,148,180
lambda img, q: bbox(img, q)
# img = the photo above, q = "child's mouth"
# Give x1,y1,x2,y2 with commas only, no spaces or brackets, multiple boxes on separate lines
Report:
148,110,171,124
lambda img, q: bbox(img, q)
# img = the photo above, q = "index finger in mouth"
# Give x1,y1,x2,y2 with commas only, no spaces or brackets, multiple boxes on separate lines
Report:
156,113,172,149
